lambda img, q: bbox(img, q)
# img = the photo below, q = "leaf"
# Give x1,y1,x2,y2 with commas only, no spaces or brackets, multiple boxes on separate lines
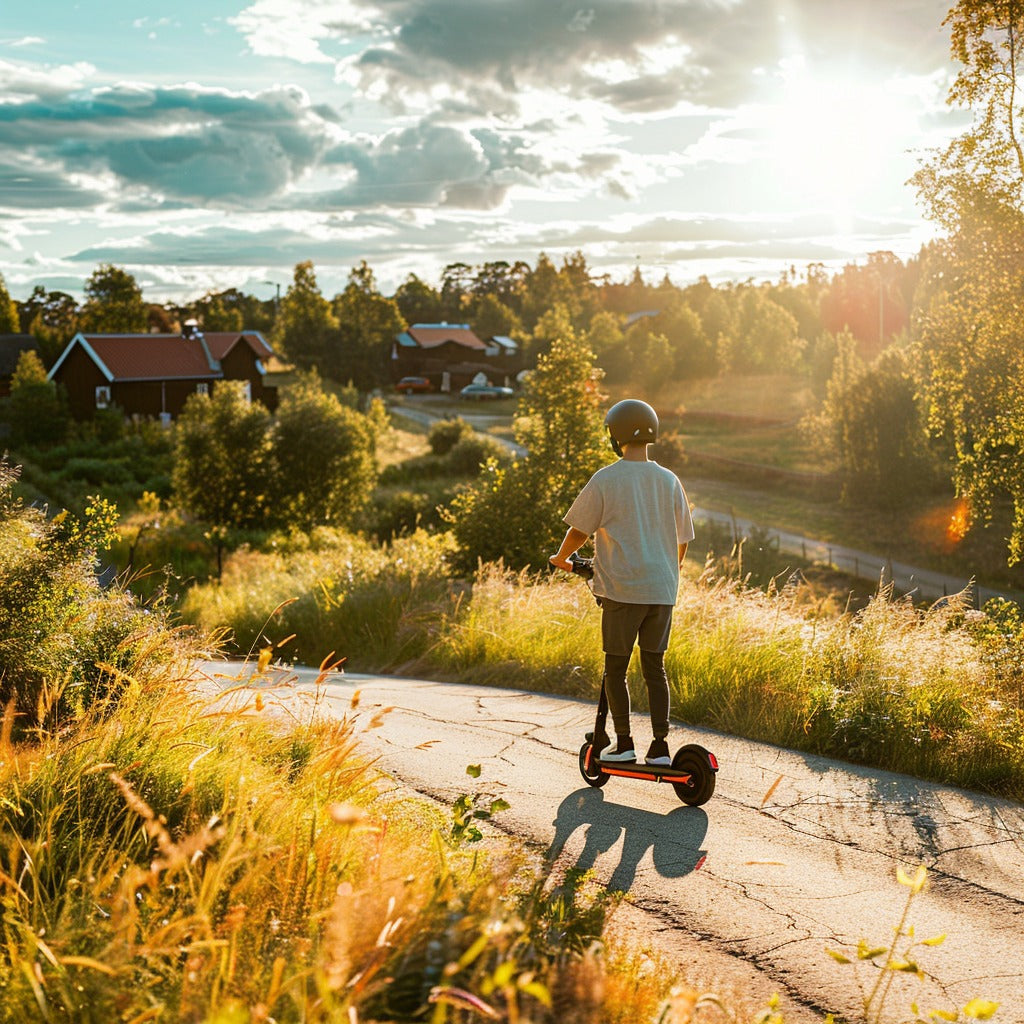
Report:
519,979,552,1006
922,933,947,947
761,774,784,806
888,959,923,978
857,940,888,960
466,764,482,778
928,1010,959,1021
962,999,999,1020
826,949,852,964
897,864,929,894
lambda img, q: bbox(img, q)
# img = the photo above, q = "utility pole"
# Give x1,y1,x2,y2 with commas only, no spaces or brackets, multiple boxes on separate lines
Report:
263,280,281,317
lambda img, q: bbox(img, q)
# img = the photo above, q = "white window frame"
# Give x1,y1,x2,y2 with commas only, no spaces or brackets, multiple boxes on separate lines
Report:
95,386,111,409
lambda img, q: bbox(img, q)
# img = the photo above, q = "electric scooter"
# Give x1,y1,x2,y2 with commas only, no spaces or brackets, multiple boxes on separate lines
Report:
565,552,719,807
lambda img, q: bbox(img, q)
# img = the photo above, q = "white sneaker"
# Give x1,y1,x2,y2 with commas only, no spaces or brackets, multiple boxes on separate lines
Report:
645,739,671,766
600,736,636,761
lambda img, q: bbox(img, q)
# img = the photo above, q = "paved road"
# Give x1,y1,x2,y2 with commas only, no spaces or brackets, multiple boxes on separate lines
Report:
198,660,1024,1024
690,505,1021,606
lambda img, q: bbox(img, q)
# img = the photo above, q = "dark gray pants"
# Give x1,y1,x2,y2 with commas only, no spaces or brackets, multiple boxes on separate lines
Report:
600,599,673,739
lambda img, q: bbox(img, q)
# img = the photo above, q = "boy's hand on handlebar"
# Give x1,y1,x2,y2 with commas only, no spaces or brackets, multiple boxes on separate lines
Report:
549,555,573,571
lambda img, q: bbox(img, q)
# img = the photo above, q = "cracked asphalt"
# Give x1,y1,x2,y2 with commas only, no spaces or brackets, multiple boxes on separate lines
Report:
197,660,1024,1022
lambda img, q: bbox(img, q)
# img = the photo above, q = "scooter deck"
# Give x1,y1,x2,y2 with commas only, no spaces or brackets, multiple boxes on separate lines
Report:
593,757,691,782
586,730,691,780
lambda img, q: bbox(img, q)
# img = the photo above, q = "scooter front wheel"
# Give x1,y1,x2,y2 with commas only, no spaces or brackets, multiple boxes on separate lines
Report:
578,741,609,788
671,744,716,806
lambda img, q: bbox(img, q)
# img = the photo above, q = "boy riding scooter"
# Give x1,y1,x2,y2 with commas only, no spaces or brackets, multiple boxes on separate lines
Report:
549,398,694,767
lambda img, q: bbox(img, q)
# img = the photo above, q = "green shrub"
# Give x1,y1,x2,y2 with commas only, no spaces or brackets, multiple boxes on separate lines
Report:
428,416,474,455
368,489,434,541
0,457,182,725
447,433,511,474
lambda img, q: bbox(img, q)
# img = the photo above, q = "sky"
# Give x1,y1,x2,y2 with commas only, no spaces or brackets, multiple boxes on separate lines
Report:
0,0,967,305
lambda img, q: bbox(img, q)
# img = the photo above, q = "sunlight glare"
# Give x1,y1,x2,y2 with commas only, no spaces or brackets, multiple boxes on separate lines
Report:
756,59,921,219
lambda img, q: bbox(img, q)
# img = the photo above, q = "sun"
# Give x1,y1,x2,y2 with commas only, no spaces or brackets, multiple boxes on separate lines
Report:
753,58,923,220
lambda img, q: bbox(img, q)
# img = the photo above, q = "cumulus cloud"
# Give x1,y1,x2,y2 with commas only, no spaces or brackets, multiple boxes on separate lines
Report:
237,0,952,117
0,83,335,207
0,161,107,209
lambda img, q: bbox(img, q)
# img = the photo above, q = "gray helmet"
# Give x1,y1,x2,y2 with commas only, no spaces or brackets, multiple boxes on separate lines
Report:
605,399,658,456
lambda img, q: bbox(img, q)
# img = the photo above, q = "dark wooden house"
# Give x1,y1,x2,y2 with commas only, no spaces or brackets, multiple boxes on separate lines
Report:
47,328,280,421
391,323,523,391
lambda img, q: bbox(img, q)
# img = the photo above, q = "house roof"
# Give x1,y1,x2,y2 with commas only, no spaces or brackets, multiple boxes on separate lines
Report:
49,333,221,383
0,334,41,377
48,330,280,385
203,330,274,361
489,335,518,351
404,323,487,351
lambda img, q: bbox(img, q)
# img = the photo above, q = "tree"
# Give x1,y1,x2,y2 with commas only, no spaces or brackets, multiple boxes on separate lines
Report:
816,336,934,506
25,288,79,366
79,264,147,333
329,261,405,390
910,1,1024,561
198,294,244,332
0,273,18,333
529,302,576,361
193,288,274,333
393,274,443,325
6,349,68,445
275,261,338,374
717,285,801,373
269,372,377,531
470,292,523,341
444,334,608,572
171,383,272,577
520,253,578,333
439,262,474,321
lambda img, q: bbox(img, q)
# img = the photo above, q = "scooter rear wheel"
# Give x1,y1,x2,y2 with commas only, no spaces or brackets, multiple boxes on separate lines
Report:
578,741,609,788
671,744,716,806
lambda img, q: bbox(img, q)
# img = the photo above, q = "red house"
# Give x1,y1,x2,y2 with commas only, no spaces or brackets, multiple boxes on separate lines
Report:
47,328,281,421
391,323,522,391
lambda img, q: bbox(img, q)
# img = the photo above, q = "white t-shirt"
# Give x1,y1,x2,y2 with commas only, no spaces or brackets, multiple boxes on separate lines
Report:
564,459,694,605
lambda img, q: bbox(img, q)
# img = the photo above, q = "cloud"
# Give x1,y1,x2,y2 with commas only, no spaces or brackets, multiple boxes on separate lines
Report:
238,0,953,118
0,161,107,209
0,58,95,101
0,83,336,207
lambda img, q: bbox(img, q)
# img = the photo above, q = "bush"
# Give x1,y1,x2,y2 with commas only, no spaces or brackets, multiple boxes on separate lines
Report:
446,434,510,474
368,489,434,541
428,416,474,455
0,457,182,724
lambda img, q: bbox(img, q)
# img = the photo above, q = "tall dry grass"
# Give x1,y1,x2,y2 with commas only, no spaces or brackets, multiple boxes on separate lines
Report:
4,650,753,1023
183,533,1024,797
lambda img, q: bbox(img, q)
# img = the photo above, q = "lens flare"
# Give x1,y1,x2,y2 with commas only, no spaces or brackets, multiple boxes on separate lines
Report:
946,499,970,545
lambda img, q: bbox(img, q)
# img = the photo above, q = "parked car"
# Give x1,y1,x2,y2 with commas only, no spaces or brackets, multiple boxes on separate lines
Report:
395,376,432,394
459,383,514,401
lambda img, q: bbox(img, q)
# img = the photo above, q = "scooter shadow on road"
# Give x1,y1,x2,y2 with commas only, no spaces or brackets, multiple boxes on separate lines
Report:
546,787,709,893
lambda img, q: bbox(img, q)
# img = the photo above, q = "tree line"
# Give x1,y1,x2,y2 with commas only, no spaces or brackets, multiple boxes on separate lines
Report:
4,2,1024,565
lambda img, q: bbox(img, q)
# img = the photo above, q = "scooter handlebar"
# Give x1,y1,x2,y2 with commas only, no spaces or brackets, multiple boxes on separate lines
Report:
568,552,594,580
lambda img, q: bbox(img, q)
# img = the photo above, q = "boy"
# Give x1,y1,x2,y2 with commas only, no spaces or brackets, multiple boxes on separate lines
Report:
549,399,694,766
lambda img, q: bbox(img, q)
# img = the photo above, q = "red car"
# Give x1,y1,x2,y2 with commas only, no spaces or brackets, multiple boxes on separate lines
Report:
395,376,432,394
